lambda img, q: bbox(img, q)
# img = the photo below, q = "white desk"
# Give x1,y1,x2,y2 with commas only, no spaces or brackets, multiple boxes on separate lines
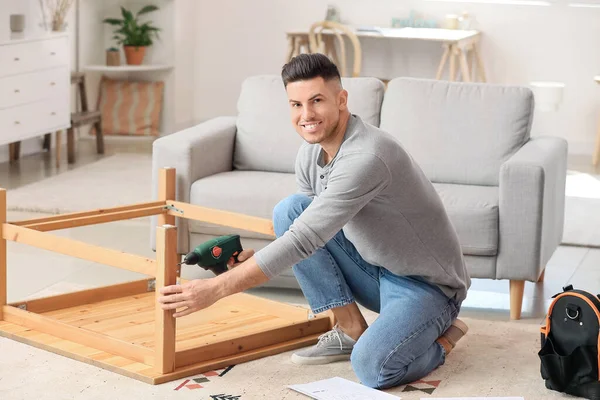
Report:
286,27,486,83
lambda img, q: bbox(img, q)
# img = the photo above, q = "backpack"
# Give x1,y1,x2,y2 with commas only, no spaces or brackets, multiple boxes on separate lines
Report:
539,285,600,400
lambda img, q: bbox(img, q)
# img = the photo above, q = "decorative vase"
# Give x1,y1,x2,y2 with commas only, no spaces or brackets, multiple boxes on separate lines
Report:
123,46,146,65
106,50,120,66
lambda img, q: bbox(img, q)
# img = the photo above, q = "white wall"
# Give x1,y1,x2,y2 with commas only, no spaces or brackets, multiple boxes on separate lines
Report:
194,0,600,156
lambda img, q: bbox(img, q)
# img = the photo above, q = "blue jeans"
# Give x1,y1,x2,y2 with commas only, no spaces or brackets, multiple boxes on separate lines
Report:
273,194,460,389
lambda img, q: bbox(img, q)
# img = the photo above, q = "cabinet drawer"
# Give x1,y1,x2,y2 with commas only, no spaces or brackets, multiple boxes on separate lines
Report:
0,37,69,77
0,100,69,145
0,67,69,109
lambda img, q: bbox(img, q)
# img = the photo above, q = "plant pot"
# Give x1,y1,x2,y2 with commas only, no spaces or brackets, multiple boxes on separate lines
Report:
123,46,146,65
106,50,120,66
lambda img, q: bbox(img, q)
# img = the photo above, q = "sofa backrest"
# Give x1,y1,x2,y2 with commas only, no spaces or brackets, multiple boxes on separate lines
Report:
380,78,534,186
233,75,386,173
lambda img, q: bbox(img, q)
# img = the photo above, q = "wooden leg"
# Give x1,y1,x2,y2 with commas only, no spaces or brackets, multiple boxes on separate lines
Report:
158,168,176,227
55,130,61,168
510,280,525,320
9,142,20,162
286,36,295,62
67,127,75,164
0,188,6,320
537,269,545,283
593,111,600,166
458,47,472,83
94,120,104,155
449,45,457,82
43,133,52,151
155,224,178,374
472,44,487,82
436,44,450,80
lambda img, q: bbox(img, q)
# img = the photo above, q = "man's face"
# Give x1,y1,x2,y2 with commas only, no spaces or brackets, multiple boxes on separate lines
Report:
286,77,348,145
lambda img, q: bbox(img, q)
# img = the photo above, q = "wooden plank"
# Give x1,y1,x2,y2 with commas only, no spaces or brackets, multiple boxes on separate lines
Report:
9,201,165,226
20,206,165,232
174,317,331,368
154,225,178,373
0,188,5,320
8,279,153,313
2,306,154,365
219,292,310,321
158,168,176,226
2,224,156,277
166,200,275,237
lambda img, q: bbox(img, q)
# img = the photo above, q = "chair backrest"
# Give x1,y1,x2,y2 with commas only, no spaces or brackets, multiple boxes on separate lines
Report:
308,21,362,78
380,77,534,186
233,75,385,173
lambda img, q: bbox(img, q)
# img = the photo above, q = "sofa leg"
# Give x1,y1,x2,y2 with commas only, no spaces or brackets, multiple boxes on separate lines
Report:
537,269,545,283
509,280,525,320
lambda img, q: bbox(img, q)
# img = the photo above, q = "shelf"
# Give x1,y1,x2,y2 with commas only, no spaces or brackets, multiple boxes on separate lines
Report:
83,64,173,72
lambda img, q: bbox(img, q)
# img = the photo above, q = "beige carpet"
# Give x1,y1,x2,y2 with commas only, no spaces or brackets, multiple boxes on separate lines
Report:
6,153,153,214
0,312,571,400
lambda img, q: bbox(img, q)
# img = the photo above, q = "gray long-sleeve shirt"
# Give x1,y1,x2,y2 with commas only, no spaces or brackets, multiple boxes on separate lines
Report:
254,114,471,303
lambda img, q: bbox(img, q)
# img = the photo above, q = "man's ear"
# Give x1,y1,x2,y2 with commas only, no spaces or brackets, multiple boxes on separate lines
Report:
338,89,349,110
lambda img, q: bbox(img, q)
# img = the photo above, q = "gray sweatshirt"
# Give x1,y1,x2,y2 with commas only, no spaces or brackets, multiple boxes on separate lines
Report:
254,114,471,303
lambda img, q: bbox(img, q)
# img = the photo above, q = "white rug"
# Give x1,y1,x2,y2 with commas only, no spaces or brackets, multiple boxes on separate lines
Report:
6,153,153,214
0,312,571,400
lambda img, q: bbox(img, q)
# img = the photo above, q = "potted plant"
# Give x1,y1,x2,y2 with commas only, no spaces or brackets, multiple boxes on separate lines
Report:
103,5,160,65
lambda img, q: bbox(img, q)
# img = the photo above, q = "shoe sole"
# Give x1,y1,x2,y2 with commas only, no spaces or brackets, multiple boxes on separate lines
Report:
291,353,351,365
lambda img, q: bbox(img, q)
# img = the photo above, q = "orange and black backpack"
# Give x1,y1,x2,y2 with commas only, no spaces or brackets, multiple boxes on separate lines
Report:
539,285,600,400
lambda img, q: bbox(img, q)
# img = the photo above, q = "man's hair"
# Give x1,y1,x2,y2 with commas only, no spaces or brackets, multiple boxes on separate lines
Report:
281,53,341,88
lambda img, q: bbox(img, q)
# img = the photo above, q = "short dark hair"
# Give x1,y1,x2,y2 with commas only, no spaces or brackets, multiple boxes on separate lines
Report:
281,53,341,87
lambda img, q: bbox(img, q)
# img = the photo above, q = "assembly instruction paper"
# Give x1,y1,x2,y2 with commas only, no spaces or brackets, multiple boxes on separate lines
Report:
288,377,401,399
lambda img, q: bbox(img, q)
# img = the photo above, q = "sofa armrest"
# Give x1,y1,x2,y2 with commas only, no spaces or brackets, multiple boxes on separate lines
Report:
151,116,237,253
496,136,568,281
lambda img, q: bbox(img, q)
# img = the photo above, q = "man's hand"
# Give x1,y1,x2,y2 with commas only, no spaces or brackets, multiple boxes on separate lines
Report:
227,249,255,268
158,279,220,318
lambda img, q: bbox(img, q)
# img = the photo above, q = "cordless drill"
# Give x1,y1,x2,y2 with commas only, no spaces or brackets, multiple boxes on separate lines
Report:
178,234,243,275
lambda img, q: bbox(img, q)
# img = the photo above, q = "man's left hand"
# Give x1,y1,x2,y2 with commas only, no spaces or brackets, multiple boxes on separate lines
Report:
158,279,220,318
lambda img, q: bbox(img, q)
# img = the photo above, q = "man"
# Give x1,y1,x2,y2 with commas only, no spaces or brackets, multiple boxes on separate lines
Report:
158,53,471,389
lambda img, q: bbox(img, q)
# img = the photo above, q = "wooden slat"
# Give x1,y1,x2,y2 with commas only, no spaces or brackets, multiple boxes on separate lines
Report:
2,306,154,365
8,279,153,313
158,168,176,227
0,188,5,320
155,225,177,373
2,224,156,277
174,317,330,368
219,292,309,321
166,200,275,237
9,201,165,226
21,205,165,231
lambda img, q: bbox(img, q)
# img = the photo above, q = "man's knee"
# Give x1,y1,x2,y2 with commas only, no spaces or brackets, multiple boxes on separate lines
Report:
272,194,312,237
351,339,408,389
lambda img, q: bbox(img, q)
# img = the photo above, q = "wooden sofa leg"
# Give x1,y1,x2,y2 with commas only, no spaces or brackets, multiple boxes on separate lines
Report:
510,280,525,320
537,269,545,283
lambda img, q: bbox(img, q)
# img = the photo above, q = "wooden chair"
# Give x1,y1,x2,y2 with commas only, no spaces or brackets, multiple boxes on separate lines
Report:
308,21,362,78
51,72,104,167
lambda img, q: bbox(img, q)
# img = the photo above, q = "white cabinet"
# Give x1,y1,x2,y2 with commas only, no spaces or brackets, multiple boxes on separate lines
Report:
0,33,71,147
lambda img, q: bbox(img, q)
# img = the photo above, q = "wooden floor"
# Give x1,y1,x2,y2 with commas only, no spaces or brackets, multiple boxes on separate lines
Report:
0,291,332,384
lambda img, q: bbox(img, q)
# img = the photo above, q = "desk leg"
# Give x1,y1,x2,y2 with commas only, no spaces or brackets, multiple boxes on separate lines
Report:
472,44,487,82
286,36,295,62
458,47,471,83
593,111,600,166
436,44,450,80
449,45,458,82
55,130,61,169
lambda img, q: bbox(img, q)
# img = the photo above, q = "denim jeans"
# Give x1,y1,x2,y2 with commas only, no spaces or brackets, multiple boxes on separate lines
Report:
272,194,460,389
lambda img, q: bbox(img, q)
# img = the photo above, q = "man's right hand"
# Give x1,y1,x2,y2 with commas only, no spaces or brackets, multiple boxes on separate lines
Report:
228,249,255,268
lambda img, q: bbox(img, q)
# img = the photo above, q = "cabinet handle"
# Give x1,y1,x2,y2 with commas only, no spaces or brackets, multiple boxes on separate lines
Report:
14,89,20,93
50,52,56,56
50,112,56,116
14,57,19,61
14,121,20,125
50,82,56,86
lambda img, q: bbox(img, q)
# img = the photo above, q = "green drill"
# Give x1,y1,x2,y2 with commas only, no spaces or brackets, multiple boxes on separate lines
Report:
178,234,243,275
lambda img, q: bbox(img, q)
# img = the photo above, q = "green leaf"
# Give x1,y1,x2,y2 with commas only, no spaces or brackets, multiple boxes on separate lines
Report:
102,18,123,25
137,5,159,16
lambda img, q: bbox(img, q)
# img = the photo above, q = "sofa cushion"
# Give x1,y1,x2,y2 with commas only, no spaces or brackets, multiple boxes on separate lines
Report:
233,75,385,173
433,183,499,256
189,170,297,240
380,78,534,186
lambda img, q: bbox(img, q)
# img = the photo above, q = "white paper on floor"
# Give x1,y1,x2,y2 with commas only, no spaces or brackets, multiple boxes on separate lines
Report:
288,377,401,399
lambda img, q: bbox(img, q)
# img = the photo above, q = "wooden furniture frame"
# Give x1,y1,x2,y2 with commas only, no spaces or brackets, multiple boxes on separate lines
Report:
0,168,332,384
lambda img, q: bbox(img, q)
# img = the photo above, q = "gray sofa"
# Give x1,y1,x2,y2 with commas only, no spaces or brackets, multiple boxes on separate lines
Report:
151,75,567,320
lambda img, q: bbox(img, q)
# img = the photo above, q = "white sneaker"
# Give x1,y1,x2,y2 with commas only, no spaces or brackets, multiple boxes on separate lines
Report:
291,325,356,365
